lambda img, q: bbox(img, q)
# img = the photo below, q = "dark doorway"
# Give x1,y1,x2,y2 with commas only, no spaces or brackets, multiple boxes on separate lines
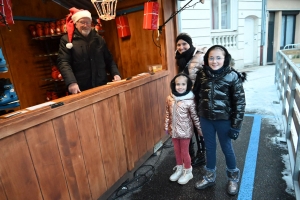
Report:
267,12,274,63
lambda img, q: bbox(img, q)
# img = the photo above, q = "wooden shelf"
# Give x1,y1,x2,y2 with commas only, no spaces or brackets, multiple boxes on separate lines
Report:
43,78,64,82
32,34,65,40
35,52,58,57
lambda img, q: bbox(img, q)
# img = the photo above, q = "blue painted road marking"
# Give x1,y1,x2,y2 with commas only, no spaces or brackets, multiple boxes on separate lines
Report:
238,114,262,200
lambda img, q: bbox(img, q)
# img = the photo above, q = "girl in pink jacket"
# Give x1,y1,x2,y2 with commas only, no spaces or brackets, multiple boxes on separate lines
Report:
165,73,202,185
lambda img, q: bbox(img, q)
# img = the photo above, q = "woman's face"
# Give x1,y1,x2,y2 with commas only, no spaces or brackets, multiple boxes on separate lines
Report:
175,76,188,94
176,39,190,54
208,49,225,70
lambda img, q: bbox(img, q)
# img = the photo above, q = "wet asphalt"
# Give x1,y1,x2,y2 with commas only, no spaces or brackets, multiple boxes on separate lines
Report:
108,114,296,200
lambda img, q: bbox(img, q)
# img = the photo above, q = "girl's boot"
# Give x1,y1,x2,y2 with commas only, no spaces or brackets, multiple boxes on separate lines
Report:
178,167,193,185
169,165,183,181
226,168,240,195
195,167,216,189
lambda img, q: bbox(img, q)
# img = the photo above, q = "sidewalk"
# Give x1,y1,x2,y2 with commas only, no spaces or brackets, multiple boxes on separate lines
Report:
107,65,296,200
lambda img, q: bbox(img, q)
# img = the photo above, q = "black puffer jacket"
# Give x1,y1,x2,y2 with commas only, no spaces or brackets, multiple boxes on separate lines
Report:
193,65,246,129
57,29,120,91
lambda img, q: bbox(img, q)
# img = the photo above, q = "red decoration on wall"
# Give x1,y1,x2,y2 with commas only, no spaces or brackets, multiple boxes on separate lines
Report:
0,0,14,26
143,1,159,30
116,15,131,38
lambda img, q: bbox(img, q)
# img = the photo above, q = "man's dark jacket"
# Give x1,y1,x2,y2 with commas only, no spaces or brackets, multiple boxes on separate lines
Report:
57,29,120,91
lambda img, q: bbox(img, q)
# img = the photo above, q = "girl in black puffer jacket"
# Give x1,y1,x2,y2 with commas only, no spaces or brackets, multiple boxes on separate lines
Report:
193,45,246,196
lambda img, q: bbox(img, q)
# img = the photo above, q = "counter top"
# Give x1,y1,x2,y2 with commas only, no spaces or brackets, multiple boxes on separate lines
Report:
0,70,169,139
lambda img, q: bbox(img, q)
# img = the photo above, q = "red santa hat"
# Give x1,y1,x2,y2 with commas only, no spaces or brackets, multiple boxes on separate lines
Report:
65,7,92,49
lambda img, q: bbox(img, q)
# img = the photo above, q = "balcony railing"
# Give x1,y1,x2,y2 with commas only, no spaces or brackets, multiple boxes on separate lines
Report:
211,32,238,48
275,49,300,200
284,43,300,50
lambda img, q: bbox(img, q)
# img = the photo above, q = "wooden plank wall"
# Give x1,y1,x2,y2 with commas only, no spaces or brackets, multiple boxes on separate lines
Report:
0,74,168,200
101,9,163,79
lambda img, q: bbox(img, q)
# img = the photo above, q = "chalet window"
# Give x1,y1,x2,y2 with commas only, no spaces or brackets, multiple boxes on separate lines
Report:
211,0,237,31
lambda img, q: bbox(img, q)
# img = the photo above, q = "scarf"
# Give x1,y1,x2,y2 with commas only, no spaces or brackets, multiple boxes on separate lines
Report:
175,46,196,74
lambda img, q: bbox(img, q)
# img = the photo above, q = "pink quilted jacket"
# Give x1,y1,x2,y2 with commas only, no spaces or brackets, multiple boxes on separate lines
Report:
165,92,202,138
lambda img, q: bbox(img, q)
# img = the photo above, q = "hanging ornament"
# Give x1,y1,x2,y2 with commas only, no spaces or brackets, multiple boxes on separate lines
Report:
91,0,118,21
115,15,131,38
0,0,14,29
143,1,159,30
95,18,103,33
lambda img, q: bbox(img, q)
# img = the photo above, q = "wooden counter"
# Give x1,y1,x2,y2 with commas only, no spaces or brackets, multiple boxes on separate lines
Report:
0,70,169,200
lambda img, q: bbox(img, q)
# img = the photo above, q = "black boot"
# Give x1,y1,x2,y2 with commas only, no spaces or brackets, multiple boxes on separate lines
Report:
192,150,206,167
189,140,195,161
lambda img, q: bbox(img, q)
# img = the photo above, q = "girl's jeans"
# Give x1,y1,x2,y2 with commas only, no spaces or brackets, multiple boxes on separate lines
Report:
200,117,237,171
172,138,191,168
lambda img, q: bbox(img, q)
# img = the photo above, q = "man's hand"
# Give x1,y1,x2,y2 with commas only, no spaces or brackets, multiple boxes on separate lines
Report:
112,75,121,82
68,83,81,94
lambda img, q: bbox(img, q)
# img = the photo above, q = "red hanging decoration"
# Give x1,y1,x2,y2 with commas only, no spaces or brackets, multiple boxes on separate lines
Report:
95,18,103,33
115,15,131,38
0,0,14,27
143,1,159,30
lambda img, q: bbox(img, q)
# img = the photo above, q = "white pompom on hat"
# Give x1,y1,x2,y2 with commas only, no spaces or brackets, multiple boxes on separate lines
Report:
65,7,92,49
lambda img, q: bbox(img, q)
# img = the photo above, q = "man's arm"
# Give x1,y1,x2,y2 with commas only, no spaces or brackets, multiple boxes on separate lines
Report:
57,36,78,89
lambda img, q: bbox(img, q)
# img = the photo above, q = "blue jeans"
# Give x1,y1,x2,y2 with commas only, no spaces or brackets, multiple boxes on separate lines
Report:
200,117,237,170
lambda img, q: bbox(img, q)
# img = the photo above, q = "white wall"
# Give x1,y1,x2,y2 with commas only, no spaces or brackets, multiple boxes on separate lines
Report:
178,0,211,47
268,0,300,10
178,0,262,69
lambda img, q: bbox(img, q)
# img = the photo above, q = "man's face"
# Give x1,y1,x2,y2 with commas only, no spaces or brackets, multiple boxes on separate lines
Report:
75,17,92,37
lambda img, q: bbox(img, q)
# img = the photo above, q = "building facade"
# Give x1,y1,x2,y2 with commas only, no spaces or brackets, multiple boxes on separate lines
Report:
266,0,300,64
177,0,300,69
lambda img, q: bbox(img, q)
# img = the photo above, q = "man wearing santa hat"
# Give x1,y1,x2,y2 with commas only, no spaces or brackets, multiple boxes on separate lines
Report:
57,7,121,94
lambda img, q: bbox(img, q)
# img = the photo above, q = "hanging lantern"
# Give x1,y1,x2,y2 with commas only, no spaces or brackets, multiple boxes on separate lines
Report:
91,0,118,21
143,1,159,30
115,15,131,38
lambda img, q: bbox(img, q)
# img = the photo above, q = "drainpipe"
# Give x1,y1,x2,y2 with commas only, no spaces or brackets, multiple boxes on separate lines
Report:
260,0,267,66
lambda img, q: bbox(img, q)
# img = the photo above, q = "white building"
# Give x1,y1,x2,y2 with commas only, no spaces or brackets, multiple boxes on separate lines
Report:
266,0,300,64
177,0,300,69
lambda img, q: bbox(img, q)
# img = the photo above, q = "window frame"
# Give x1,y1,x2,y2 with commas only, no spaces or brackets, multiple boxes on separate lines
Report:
211,0,237,32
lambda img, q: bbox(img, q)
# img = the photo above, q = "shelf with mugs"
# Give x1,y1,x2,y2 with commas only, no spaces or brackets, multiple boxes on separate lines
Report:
28,19,67,40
